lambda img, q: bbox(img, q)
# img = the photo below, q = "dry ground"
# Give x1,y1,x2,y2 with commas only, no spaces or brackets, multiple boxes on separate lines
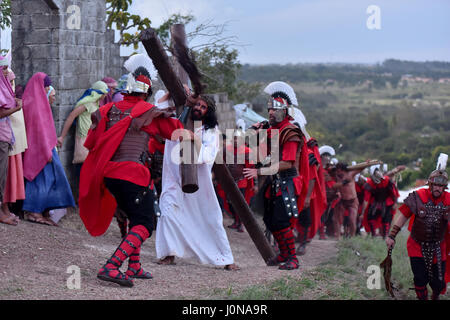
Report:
0,208,337,300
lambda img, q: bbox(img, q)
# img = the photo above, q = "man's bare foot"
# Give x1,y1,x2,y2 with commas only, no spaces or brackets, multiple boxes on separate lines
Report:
224,263,240,271
157,256,176,265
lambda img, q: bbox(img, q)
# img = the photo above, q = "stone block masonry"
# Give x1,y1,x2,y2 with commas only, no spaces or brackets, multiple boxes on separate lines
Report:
11,0,123,196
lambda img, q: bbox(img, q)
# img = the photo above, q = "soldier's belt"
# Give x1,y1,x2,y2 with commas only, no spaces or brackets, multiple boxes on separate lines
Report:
272,168,299,218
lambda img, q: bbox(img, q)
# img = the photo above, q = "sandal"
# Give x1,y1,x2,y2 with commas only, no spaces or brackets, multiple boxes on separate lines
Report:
125,266,153,279
278,258,299,270
97,264,134,287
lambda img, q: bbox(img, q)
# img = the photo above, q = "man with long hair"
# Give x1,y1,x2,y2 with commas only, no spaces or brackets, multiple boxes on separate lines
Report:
156,94,239,271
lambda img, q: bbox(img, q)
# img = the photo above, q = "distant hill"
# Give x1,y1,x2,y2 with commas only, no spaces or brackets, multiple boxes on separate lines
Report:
238,59,450,86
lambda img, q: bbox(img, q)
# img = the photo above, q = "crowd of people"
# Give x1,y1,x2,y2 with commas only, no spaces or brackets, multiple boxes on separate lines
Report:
0,52,448,299
0,56,77,227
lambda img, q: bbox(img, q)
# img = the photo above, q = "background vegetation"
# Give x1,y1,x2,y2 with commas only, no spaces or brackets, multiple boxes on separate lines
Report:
237,61,450,189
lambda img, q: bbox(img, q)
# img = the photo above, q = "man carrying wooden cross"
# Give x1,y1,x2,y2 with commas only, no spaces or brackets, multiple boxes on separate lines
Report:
155,94,240,271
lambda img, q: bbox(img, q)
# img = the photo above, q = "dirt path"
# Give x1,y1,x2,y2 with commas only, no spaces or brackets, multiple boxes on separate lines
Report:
0,210,337,300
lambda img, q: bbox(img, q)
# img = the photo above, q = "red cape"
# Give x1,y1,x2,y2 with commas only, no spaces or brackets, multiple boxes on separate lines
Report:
79,101,151,236
307,140,327,239
446,224,450,284
295,135,310,213
289,135,310,234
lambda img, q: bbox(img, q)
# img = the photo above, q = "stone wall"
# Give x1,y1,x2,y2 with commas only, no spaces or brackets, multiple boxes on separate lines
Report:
11,0,122,193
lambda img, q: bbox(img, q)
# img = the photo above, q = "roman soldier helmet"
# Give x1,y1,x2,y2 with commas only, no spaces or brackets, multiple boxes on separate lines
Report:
319,145,335,157
264,81,298,119
428,153,448,187
369,164,383,184
123,53,157,94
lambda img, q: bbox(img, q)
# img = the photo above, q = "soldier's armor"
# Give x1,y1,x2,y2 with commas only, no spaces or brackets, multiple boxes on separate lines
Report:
267,123,304,218
404,191,449,281
409,199,448,244
106,105,151,166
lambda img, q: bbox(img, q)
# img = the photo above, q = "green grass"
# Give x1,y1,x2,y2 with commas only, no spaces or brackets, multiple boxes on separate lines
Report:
208,231,449,300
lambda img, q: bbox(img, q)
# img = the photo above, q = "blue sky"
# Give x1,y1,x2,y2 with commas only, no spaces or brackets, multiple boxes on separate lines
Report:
1,0,448,65
130,0,450,64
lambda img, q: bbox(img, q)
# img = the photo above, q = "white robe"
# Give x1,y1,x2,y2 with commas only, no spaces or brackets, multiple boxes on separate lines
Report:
155,126,234,265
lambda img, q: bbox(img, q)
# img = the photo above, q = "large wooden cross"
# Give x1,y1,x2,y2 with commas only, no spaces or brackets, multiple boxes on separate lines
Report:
140,27,276,265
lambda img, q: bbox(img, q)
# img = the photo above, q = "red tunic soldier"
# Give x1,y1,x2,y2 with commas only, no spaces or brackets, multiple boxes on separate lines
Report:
79,54,183,287
386,168,450,300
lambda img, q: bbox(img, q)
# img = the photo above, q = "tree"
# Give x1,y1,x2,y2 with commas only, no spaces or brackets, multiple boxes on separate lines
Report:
153,14,244,100
107,1,246,101
195,46,242,100
106,0,151,49
0,0,11,30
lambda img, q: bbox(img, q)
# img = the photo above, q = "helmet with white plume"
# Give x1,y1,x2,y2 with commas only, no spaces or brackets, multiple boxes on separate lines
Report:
123,53,158,95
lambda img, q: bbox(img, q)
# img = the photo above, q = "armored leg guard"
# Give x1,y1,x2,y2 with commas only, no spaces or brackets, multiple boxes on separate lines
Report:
98,225,150,287
414,285,428,300
271,227,290,264
279,228,299,270
125,245,153,279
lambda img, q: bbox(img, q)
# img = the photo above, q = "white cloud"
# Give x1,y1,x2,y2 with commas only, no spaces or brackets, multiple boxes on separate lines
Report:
130,0,218,27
